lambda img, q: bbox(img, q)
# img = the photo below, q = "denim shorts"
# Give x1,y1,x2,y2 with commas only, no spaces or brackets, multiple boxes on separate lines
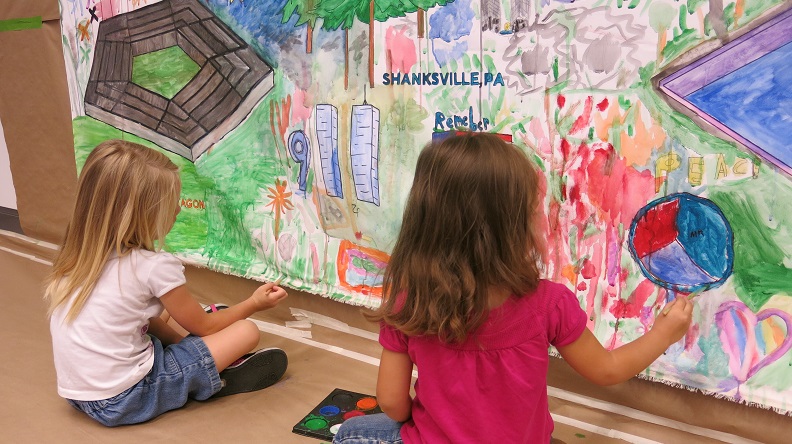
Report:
332,413,403,444
67,335,222,426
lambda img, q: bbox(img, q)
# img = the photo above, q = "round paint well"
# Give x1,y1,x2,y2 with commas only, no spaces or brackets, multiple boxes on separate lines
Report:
330,424,342,435
304,417,328,430
319,405,341,416
343,410,365,420
356,397,378,410
332,393,354,403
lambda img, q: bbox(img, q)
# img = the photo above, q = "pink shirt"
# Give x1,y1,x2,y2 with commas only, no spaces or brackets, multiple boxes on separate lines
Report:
379,280,587,444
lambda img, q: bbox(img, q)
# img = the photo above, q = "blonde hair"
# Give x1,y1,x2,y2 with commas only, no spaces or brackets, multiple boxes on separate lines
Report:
45,140,181,321
368,133,546,343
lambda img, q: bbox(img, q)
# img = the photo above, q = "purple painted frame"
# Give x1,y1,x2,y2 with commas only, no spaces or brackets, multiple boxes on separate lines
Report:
658,7,792,176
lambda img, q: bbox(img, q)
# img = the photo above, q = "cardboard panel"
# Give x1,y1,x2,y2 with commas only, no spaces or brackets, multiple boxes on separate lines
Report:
0,0,77,244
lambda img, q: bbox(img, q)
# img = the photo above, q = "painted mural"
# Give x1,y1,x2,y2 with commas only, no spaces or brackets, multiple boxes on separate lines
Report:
60,0,792,413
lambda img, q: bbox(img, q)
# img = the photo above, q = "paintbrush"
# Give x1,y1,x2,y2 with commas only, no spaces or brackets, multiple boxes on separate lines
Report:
662,291,700,315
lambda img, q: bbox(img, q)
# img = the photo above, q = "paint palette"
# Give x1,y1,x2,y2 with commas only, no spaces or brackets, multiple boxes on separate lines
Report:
292,388,383,441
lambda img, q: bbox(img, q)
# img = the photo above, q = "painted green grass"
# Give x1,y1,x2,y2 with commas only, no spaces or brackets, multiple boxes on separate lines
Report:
131,46,200,99
73,116,212,254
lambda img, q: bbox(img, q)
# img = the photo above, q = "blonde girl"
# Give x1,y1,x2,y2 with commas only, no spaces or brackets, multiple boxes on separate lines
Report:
333,133,692,443
46,140,288,426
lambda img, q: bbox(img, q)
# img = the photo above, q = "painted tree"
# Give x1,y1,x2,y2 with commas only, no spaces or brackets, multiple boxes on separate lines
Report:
282,0,321,53
315,0,453,88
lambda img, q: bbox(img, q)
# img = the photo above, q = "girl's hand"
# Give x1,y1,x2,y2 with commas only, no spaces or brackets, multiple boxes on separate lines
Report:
249,282,288,311
652,296,694,346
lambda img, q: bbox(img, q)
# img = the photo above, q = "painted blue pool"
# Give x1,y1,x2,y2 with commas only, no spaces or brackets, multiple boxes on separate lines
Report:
687,41,792,169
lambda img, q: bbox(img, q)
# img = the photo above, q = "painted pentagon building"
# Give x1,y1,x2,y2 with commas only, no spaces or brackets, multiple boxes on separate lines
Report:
84,0,274,161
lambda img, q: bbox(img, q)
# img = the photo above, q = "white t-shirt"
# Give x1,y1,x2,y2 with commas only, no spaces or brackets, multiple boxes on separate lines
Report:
50,249,186,401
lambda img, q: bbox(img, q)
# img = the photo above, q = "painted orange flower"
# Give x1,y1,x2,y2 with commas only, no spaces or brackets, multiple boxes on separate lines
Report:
266,178,294,240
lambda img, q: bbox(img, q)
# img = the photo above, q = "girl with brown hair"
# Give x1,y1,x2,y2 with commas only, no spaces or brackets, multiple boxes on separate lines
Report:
334,133,692,443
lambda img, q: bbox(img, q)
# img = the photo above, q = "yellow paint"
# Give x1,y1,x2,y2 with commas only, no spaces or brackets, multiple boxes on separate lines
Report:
733,158,749,175
688,157,704,186
716,154,729,180
655,152,681,192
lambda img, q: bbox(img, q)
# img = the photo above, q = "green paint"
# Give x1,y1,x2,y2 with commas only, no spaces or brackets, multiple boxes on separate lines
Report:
648,3,675,32
723,3,737,30
696,330,732,378
0,16,41,32
661,28,700,64
575,433,586,439
131,46,200,99
679,5,689,30
72,116,212,253
303,415,328,430
709,184,792,311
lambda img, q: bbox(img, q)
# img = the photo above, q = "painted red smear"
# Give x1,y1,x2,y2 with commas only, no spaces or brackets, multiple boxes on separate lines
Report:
631,199,679,258
385,26,417,73
685,324,700,350
577,282,587,291
290,90,313,123
560,138,572,162
585,143,655,227
580,258,597,279
569,96,593,135
596,98,609,112
557,95,566,108
609,279,656,318
95,0,121,19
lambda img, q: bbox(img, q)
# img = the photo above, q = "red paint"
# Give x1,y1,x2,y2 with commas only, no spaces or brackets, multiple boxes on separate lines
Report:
385,26,418,73
609,279,655,318
580,259,597,279
631,200,679,258
569,96,593,135
557,95,566,108
343,410,365,420
596,98,609,112
577,282,587,291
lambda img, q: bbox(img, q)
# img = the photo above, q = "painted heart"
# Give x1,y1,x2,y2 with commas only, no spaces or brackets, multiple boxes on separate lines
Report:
715,301,792,383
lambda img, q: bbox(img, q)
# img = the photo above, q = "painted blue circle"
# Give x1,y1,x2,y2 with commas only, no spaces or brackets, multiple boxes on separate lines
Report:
627,193,734,293
319,405,341,416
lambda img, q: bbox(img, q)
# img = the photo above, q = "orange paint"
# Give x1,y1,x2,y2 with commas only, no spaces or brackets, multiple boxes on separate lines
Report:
356,397,378,410
336,240,390,298
619,103,666,167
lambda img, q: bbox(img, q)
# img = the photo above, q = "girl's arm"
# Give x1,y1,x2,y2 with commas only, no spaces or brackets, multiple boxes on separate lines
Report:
557,295,693,386
376,348,414,422
159,283,287,337
146,316,185,346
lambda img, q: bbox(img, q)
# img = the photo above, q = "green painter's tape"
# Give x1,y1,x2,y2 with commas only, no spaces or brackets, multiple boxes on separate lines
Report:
0,16,42,32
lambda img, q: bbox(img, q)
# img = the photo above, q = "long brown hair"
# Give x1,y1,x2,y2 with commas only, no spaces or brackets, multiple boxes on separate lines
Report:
44,140,181,322
369,133,546,343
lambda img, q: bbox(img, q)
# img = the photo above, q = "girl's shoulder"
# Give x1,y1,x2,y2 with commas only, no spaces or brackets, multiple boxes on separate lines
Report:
121,249,183,272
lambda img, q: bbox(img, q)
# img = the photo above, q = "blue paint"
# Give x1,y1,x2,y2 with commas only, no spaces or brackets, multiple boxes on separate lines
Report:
628,193,734,293
315,104,343,198
729,309,747,364
687,42,792,170
676,196,732,277
319,405,341,416
350,104,380,206
428,0,474,42
641,241,717,286
288,130,311,195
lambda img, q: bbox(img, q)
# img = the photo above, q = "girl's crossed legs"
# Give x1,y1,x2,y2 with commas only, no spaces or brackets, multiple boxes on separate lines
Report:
332,413,403,444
